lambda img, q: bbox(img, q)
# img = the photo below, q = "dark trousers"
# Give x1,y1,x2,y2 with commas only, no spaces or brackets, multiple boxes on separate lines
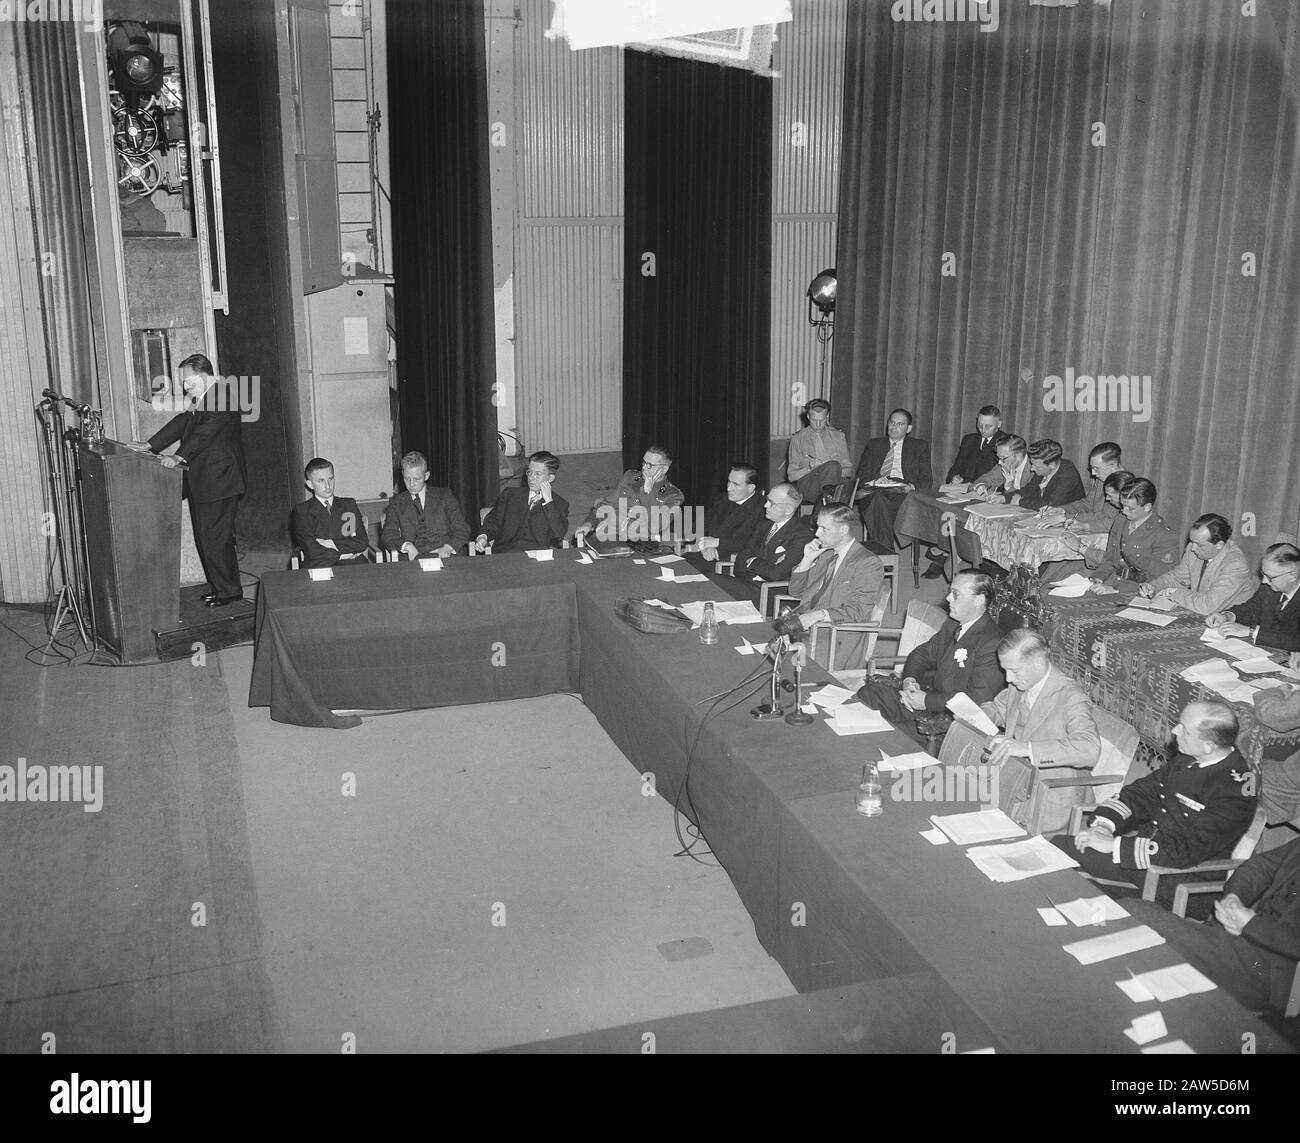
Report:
855,677,929,746
794,461,843,504
1050,836,1217,918
189,495,241,598
859,488,907,550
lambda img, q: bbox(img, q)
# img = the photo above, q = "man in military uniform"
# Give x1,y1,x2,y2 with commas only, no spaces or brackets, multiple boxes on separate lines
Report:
787,398,853,505
1086,476,1180,596
1055,701,1258,913
575,444,685,544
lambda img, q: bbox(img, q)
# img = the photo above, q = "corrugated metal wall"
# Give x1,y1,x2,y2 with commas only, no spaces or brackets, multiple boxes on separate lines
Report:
515,0,624,453
770,0,845,439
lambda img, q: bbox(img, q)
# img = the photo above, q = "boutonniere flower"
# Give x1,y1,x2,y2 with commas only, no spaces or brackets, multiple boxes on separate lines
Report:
954,648,968,666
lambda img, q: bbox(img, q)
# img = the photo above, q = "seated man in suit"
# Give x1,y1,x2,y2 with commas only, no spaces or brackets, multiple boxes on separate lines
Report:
381,450,472,559
574,444,685,544
787,503,885,671
854,408,932,552
690,464,766,564
972,435,1031,502
1128,837,1300,1018
1060,441,1125,529
855,570,1005,736
474,450,569,553
1207,543,1300,655
980,629,1100,834
730,483,813,589
1018,439,1087,511
1139,513,1253,616
290,457,372,569
946,404,1010,484
1086,477,1180,595
1252,683,1300,828
1056,701,1257,911
787,398,853,505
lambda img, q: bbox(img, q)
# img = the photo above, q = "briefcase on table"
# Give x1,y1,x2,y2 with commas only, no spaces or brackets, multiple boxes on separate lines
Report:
614,597,694,634
937,721,1037,828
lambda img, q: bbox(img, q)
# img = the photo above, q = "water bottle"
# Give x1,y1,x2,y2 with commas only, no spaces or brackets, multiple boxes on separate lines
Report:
699,601,719,645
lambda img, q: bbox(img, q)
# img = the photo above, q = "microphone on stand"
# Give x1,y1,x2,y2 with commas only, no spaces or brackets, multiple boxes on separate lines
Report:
784,642,815,726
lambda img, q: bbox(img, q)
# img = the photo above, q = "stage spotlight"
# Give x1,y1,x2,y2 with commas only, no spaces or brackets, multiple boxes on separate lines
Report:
108,23,164,107
807,268,837,318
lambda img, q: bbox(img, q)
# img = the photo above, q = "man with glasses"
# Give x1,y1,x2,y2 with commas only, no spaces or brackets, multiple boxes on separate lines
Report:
575,444,684,544
1139,513,1253,616
853,408,933,551
475,451,569,554
1207,543,1300,656
1057,441,1125,530
1086,477,1179,594
730,483,814,589
972,434,1031,503
946,405,1010,484
787,398,853,505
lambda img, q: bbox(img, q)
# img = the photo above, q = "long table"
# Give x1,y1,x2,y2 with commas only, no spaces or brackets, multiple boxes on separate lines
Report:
248,552,1293,1052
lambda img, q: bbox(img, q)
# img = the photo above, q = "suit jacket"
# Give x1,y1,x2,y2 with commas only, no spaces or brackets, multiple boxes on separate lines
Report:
703,492,766,561
1018,459,1087,511
789,542,885,670
1227,838,1300,965
981,666,1101,832
1224,584,1300,652
381,486,471,555
1149,539,1254,616
946,429,1009,483
854,436,932,489
291,496,371,568
481,485,569,553
1093,748,1257,871
147,402,246,504
733,515,813,582
904,612,1005,713
1065,480,1117,534
973,455,1034,502
1090,513,1180,585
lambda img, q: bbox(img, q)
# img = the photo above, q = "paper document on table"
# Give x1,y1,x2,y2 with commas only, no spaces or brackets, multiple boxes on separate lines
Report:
1124,1012,1168,1046
807,684,855,709
1038,907,1069,927
1049,573,1093,598
1208,681,1259,705
937,495,977,505
678,600,764,627
650,554,684,564
877,751,940,772
1248,677,1287,691
964,836,1076,882
1142,1040,1195,1054
1061,924,1165,965
826,705,894,735
734,638,756,656
1052,895,1130,927
1126,963,1216,1002
930,808,1025,846
946,693,1000,736
1126,594,1178,611
965,502,1034,520
1199,630,1261,659
1234,658,1283,675
1181,659,1241,687
1115,608,1179,627
672,573,709,583
658,568,676,582
524,548,554,561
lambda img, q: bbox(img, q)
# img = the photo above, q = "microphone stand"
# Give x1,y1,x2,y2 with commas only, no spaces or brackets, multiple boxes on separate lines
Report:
750,636,787,720
784,642,815,725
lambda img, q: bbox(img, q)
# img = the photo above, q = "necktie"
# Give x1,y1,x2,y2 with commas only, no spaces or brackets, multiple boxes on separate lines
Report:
767,522,780,544
414,494,423,513
879,445,894,478
323,499,332,513
529,492,541,509
803,550,837,611
1196,560,1207,591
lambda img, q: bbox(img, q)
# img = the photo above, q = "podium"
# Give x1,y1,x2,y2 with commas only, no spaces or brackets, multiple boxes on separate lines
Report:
80,439,182,663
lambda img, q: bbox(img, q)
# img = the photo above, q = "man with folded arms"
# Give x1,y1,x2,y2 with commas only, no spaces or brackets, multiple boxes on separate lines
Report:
946,405,1010,484
1139,513,1253,616
1206,543,1300,655
691,465,766,564
1058,701,1257,911
1129,837,1300,1017
787,398,853,506
475,451,569,554
855,570,1004,730
980,629,1100,834
730,483,813,588
787,503,884,671
291,458,372,569
854,408,932,551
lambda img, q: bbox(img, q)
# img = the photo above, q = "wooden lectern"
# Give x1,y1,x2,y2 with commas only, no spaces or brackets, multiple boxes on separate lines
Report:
80,439,182,663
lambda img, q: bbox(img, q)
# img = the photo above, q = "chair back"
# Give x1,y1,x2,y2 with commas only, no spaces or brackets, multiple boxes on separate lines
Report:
1230,804,1268,862
1088,707,1141,804
896,600,947,664
937,721,1038,826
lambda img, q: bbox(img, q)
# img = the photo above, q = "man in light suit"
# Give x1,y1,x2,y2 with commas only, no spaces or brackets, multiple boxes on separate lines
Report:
972,434,1031,503
856,570,1005,730
853,408,933,551
1140,513,1253,616
291,458,372,569
381,450,471,558
787,503,885,671
981,628,1101,833
731,483,813,587
475,450,569,554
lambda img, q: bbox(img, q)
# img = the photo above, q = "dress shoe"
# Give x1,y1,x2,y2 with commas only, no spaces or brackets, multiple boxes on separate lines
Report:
922,559,947,580
205,595,244,608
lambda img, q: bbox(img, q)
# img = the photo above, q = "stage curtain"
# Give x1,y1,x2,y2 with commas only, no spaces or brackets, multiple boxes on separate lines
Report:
834,1,1300,554
386,0,497,515
623,50,772,512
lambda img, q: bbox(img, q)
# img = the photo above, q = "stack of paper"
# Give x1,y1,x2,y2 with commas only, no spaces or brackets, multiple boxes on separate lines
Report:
1123,1012,1168,1046
937,494,977,505
677,600,764,626
877,750,940,772
524,548,554,561
1050,895,1131,927
1200,629,1263,659
1126,594,1178,612
965,835,1077,882
1181,659,1241,687
1234,658,1284,675
1049,573,1093,598
965,502,1034,520
1115,608,1179,627
1116,963,1216,1003
825,705,894,736
658,567,710,584
650,554,684,565
930,808,1025,845
1061,924,1165,965
807,684,855,709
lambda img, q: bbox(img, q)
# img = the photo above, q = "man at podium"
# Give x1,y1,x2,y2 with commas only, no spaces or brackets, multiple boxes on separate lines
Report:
128,353,246,607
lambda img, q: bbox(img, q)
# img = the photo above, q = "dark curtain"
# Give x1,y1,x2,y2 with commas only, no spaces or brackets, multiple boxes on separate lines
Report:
386,0,496,515
834,1,1300,557
623,51,771,509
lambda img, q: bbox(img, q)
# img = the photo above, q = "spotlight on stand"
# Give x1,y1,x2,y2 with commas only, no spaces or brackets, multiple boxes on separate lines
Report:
806,267,836,399
108,23,164,109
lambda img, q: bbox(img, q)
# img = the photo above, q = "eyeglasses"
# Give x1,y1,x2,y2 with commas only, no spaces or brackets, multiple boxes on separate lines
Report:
1262,570,1289,584
641,458,666,468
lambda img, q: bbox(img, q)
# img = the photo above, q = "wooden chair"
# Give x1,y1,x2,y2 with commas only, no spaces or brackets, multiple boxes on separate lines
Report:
863,599,948,680
1142,805,1268,914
